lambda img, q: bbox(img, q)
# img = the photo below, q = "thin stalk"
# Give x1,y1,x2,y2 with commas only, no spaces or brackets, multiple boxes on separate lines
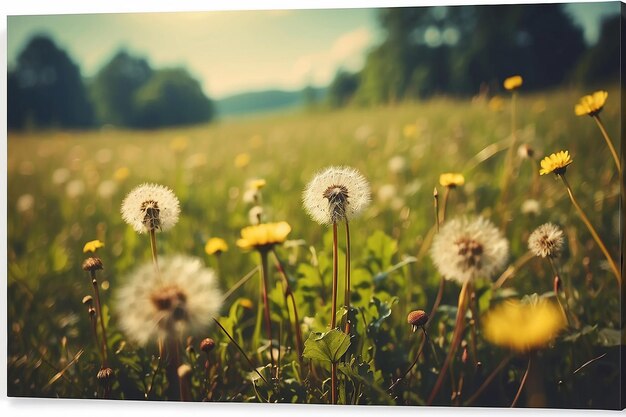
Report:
468,287,479,367
492,251,534,290
331,222,339,329
259,250,275,375
593,115,621,173
89,271,109,366
440,187,451,223
463,354,513,406
548,257,571,327
427,279,470,405
433,187,440,232
498,91,518,222
149,229,160,275
343,220,352,334
88,309,103,363
427,277,445,329
272,250,304,361
221,266,259,302
559,174,620,284
213,318,268,386
388,327,428,391
146,338,164,399
331,362,338,405
511,354,531,407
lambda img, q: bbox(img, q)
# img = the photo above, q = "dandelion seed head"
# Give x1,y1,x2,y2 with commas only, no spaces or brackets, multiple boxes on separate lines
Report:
248,206,264,225
521,199,541,216
52,168,71,185
97,180,117,199
387,155,406,174
302,166,371,225
115,255,222,347
16,194,35,213
66,179,85,198
121,183,180,234
430,216,509,284
528,223,565,258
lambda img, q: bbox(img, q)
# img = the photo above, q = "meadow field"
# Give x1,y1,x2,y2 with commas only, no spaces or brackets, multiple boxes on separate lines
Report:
7,86,623,408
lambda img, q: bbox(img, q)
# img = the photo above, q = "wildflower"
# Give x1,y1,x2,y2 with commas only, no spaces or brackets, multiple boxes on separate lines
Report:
248,206,264,225
504,75,523,91
439,173,465,188
83,239,105,253
66,179,85,198
387,156,406,174
528,223,565,258
521,199,541,216
539,150,573,176
205,237,228,256
430,216,509,284
403,124,417,138
236,222,291,251
82,295,93,306
488,96,504,112
303,166,371,225
52,168,70,185
517,143,535,159
113,167,130,182
377,184,398,205
82,257,104,272
483,297,565,352
200,337,216,353
407,310,429,332
574,90,608,117
234,153,251,168
115,255,222,347
16,194,34,213
97,180,117,199
170,136,189,152
248,178,266,190
121,183,180,234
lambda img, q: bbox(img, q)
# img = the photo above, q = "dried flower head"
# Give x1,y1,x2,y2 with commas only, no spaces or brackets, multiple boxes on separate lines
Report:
574,90,608,117
504,75,523,91
121,183,180,234
205,237,228,256
430,216,509,284
82,257,103,272
517,143,535,159
177,364,192,379
248,206,264,225
97,367,114,384
521,199,541,216
539,151,573,176
407,310,429,332
200,337,216,353
236,222,291,251
528,223,565,258
83,239,105,253
483,296,565,352
439,173,465,188
303,166,371,225
82,295,93,306
115,255,223,347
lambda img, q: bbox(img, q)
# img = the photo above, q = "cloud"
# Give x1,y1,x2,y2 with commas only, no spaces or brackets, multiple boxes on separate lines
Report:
290,26,373,87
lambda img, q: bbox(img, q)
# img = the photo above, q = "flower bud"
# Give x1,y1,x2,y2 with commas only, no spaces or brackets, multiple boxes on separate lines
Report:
407,310,429,332
200,337,216,353
82,257,103,272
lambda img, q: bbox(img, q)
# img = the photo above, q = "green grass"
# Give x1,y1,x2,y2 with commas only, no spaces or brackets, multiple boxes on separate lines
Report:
7,86,622,407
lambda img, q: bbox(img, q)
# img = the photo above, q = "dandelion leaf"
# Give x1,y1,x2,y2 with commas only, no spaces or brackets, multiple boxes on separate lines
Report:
302,329,351,363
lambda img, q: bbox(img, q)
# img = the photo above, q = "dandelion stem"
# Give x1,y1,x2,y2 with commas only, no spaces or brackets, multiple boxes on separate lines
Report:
463,354,513,406
548,257,571,327
388,327,428,391
89,270,109,366
271,249,304,362
427,277,445,329
498,91,518,224
511,354,531,407
331,362,338,405
213,318,269,386
221,266,259,302
593,115,621,173
149,229,160,275
343,220,352,334
259,250,275,375
558,174,621,285
440,187,451,223
433,187,440,232
492,251,534,289
427,279,470,405
331,222,339,329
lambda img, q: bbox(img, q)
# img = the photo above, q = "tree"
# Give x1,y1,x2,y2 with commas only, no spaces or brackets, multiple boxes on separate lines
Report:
573,15,620,85
132,68,214,128
90,50,153,127
327,69,359,108
8,35,93,129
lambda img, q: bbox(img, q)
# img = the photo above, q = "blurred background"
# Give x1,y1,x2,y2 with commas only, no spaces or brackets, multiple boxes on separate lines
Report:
7,2,620,130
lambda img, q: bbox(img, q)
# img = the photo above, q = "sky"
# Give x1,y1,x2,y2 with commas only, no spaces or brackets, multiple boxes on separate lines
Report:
6,1,620,99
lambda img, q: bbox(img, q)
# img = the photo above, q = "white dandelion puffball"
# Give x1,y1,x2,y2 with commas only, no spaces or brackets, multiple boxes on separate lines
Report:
121,183,180,233
303,166,371,225
115,255,223,347
431,216,509,284
528,223,565,258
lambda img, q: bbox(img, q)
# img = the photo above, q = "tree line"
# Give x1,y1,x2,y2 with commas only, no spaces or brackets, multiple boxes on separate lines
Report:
8,4,620,129
8,37,214,130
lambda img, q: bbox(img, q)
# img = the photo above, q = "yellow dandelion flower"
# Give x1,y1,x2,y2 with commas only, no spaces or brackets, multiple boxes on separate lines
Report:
248,179,266,190
237,222,291,251
439,173,465,188
503,75,523,91
403,123,417,138
574,90,608,117
234,153,251,168
169,136,190,153
113,167,130,182
205,237,228,255
539,150,573,176
83,239,105,253
488,96,504,112
483,298,565,352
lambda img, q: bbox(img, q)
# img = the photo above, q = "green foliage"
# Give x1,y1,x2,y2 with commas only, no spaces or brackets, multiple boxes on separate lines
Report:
303,329,351,363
